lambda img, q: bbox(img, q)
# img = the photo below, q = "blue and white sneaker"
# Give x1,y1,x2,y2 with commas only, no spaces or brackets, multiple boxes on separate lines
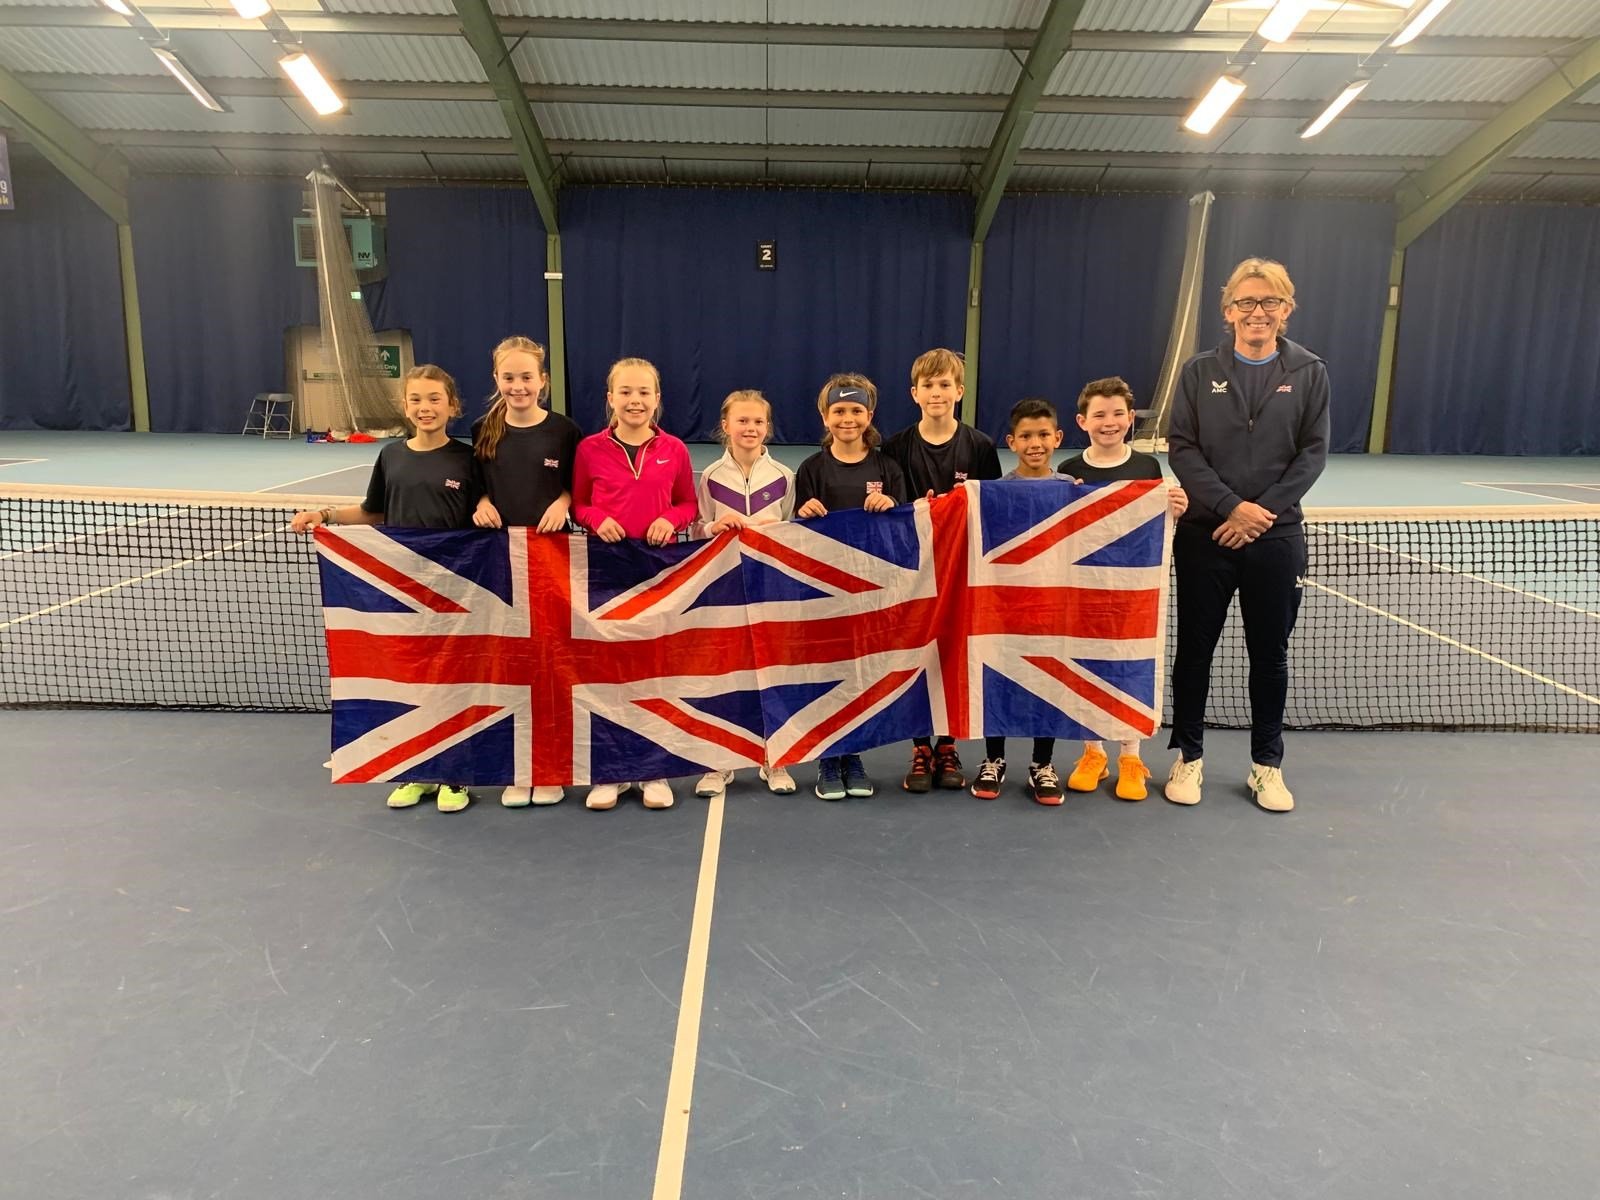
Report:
841,754,874,797
814,757,846,801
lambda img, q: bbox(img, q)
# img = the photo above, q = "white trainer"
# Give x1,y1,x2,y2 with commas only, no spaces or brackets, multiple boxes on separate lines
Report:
760,764,797,794
531,786,564,805
640,779,675,809
500,786,531,808
695,769,734,797
585,781,632,810
1164,756,1204,806
1247,763,1294,812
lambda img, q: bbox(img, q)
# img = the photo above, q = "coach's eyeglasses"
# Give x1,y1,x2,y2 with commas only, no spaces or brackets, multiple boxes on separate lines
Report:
1230,296,1286,313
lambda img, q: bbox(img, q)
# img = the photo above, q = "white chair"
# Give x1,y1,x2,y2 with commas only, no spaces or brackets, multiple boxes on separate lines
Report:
242,392,296,438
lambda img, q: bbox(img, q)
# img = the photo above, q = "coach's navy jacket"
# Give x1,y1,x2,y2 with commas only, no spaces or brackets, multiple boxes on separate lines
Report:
1166,335,1330,540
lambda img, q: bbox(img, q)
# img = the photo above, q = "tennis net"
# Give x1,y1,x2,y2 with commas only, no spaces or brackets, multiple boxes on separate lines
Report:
3,485,1597,732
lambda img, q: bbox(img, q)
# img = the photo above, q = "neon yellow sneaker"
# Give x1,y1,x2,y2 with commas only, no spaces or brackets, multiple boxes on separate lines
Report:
436,785,470,813
387,783,435,809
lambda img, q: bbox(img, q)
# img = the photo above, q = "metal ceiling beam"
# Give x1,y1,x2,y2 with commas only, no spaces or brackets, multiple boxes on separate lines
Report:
80,130,1600,180
1393,36,1600,249
0,8,1584,57
452,0,557,231
973,0,1085,242
25,74,1600,125
0,63,129,223
0,65,150,431
451,0,565,413
964,0,1085,423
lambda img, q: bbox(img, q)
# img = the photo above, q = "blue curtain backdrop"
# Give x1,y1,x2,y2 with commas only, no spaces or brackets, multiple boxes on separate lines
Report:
559,186,972,442
0,161,131,430
1201,196,1393,453
130,177,317,432
977,193,1190,446
1390,203,1600,455
371,186,549,433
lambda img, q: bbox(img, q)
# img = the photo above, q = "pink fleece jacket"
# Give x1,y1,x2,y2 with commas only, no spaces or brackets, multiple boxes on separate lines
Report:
571,429,699,539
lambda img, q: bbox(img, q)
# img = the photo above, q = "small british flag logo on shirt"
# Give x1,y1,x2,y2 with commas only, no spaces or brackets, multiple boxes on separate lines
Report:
545,458,560,468
955,472,969,483
866,481,883,494
445,479,461,490
1276,384,1293,393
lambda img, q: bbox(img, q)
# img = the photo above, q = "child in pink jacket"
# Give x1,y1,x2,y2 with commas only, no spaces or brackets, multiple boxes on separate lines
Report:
570,356,699,812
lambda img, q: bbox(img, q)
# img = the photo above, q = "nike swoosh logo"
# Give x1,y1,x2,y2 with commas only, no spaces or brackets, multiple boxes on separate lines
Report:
838,389,860,398
655,458,669,464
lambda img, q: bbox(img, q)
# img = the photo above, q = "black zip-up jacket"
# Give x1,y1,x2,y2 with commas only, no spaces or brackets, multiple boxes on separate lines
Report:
1167,335,1330,539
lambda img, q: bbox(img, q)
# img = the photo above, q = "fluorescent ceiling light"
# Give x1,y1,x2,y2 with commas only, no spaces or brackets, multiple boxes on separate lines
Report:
1391,0,1454,47
1183,75,1247,135
230,0,273,18
1300,78,1370,138
279,52,345,116
1256,0,1318,43
99,0,135,14
150,45,226,113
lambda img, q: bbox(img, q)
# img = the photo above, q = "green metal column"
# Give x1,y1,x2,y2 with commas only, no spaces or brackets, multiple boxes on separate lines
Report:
961,241,983,427
117,223,152,432
1366,247,1406,454
545,232,567,416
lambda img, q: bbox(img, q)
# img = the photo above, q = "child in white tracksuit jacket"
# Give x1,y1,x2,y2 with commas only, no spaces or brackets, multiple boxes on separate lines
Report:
693,389,798,799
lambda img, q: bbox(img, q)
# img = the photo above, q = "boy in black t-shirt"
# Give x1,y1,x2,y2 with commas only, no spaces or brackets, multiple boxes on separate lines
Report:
882,348,1002,793
794,374,905,802
1057,376,1187,802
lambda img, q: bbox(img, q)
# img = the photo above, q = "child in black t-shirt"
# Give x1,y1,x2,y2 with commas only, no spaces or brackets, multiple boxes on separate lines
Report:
1057,376,1187,802
882,348,1003,794
793,374,905,802
470,335,582,808
292,364,481,814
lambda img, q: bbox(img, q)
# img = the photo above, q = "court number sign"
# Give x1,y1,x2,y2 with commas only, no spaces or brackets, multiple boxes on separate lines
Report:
756,240,776,271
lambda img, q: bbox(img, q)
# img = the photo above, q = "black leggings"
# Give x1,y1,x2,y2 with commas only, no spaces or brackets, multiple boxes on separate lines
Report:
984,737,1056,765
1168,523,1306,767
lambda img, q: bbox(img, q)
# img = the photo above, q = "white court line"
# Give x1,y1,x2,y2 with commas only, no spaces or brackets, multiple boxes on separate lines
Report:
256,465,371,493
0,458,46,470
652,788,727,1200
0,505,179,560
1304,578,1600,708
0,527,283,631
1460,481,1584,505
1313,526,1600,621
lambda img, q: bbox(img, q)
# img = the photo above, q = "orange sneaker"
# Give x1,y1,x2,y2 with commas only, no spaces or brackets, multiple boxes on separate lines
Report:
1067,746,1109,792
1115,755,1150,801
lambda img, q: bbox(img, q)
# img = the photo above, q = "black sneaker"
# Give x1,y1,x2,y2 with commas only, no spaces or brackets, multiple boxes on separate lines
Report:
903,744,934,793
934,742,966,790
815,757,846,801
1029,761,1064,806
841,754,874,797
970,758,1005,800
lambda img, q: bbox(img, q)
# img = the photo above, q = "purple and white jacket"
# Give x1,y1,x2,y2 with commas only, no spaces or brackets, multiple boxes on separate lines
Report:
697,448,796,527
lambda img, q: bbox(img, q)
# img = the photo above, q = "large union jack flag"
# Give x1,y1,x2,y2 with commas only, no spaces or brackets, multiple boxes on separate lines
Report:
316,479,1169,786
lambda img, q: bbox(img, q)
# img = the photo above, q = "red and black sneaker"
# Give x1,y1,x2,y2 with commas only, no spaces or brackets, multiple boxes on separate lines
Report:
970,758,1005,800
1029,762,1065,806
934,742,966,790
903,743,935,793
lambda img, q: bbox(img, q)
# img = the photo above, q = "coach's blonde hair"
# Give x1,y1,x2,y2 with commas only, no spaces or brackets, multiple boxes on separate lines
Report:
1220,257,1296,330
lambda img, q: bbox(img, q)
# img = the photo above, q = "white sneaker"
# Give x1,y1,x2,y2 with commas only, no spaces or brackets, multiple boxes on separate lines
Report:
501,786,531,808
640,779,675,809
1247,763,1294,812
1164,756,1203,806
695,769,733,797
760,764,796,794
586,781,632,810
531,786,564,805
